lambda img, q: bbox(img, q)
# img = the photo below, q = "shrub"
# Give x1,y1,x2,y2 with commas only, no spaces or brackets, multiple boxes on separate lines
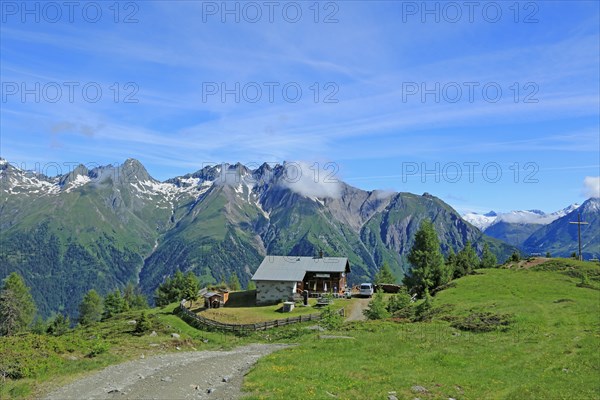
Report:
510,251,521,262
320,306,344,330
387,288,413,319
46,313,70,336
135,312,153,334
413,291,434,321
451,312,514,332
363,290,390,320
88,341,109,357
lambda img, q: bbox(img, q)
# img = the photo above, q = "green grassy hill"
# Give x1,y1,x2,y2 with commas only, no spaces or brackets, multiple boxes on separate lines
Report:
0,303,250,399
243,259,600,399
2,259,597,399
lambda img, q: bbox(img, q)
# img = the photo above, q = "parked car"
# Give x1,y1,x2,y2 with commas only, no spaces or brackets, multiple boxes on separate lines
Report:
359,283,374,297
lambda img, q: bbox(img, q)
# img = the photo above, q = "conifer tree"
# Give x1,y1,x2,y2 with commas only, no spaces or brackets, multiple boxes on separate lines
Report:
454,241,480,278
228,274,241,291
78,289,104,326
374,262,395,285
480,243,497,269
405,219,448,297
0,272,36,336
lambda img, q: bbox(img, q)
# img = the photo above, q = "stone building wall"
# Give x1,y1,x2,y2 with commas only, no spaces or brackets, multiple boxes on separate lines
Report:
255,280,296,305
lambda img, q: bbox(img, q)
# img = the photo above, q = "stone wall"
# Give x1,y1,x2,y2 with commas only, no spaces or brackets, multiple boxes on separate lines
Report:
255,280,296,305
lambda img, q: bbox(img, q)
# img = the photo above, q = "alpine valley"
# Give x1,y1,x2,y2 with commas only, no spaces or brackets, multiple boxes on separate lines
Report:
1,158,596,319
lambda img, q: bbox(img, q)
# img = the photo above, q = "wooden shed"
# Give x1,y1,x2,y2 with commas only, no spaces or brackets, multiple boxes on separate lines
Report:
201,289,230,309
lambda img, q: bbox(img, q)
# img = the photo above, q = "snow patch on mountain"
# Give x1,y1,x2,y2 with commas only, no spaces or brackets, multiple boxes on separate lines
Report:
64,175,91,193
462,211,497,230
582,197,599,212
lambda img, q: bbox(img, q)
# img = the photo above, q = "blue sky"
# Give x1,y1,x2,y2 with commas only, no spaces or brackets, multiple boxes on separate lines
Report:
1,0,599,214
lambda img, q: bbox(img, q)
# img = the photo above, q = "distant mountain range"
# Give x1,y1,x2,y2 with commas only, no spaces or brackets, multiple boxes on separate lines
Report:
523,198,599,258
463,201,599,257
463,204,580,231
0,158,515,318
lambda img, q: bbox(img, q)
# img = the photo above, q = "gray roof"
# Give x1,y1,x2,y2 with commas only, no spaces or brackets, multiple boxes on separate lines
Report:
251,256,350,282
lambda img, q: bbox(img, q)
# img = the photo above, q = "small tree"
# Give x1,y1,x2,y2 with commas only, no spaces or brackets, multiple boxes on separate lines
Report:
103,290,127,319
454,241,480,278
511,251,521,262
122,283,148,310
247,281,256,290
480,243,497,269
413,290,434,321
363,290,390,320
571,252,578,259
30,316,47,335
387,287,413,319
78,289,104,326
545,251,552,258
135,312,152,334
182,271,200,308
228,274,241,291
0,272,36,336
47,313,70,336
374,263,395,285
154,270,187,307
405,219,448,297
445,248,457,274
320,306,343,330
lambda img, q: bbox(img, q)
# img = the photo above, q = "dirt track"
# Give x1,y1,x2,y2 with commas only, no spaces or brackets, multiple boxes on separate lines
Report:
43,344,288,400
346,297,370,321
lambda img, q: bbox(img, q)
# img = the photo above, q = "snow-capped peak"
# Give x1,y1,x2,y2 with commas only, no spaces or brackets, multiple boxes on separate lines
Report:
551,203,580,218
463,203,582,230
462,212,497,230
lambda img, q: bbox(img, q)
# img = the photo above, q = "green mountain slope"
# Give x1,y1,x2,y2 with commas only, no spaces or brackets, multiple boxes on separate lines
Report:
1,159,520,318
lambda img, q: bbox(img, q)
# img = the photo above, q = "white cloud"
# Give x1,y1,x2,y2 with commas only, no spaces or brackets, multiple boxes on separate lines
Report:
496,212,554,225
281,162,341,199
583,176,600,198
373,189,396,200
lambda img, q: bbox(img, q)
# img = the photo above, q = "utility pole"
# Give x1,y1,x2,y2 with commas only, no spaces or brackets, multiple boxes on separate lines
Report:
569,212,588,261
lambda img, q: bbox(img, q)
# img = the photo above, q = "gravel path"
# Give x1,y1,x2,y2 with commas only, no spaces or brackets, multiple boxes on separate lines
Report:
346,298,370,321
43,344,289,400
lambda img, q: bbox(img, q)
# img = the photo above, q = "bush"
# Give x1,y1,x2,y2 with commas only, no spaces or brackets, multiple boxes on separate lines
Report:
510,251,521,262
135,312,153,334
88,341,109,357
451,312,514,332
413,291,434,321
387,288,413,319
46,313,70,336
320,306,344,330
363,290,390,320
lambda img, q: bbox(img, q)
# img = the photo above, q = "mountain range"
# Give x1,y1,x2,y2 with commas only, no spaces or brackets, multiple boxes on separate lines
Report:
463,205,580,231
463,201,598,256
0,158,595,319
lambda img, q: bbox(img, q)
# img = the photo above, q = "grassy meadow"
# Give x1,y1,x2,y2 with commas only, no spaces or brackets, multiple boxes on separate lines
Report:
1,258,598,399
242,260,600,399
193,290,353,324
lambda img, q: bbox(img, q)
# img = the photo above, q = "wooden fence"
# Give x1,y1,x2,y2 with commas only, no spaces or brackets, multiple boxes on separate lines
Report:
177,305,345,333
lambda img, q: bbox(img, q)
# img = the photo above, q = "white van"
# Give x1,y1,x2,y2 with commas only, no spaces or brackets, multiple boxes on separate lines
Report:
359,283,374,297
